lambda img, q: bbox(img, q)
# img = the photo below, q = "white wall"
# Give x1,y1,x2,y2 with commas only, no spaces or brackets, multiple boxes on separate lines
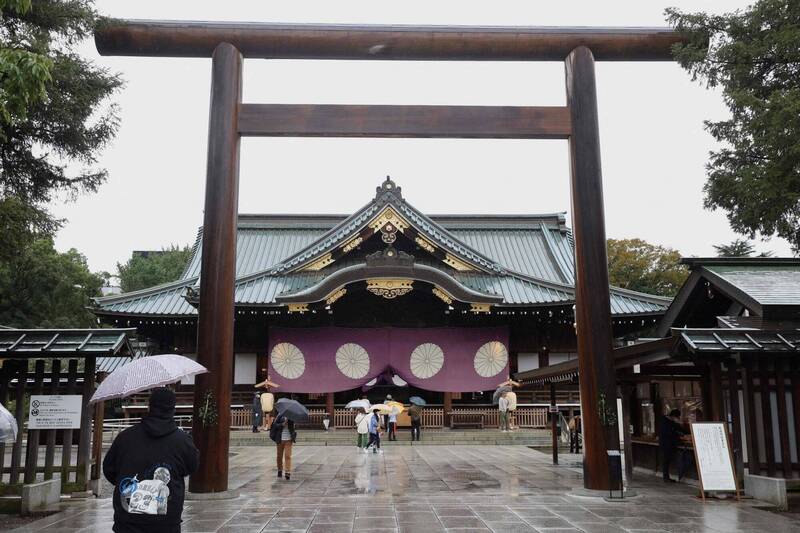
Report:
235,353,257,385
517,352,539,372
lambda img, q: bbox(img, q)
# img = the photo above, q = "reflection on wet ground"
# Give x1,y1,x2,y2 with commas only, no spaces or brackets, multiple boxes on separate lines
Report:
14,445,800,532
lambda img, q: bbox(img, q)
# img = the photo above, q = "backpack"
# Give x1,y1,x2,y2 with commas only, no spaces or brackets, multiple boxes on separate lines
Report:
269,417,284,444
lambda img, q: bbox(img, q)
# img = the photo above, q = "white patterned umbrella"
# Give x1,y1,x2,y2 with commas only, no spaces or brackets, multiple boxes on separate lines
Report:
336,343,370,379
90,354,208,403
271,342,306,379
474,342,508,377
0,403,18,443
409,343,444,379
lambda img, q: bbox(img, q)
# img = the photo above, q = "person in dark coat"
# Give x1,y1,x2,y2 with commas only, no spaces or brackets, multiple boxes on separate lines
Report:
659,408,687,482
251,392,263,433
103,387,199,533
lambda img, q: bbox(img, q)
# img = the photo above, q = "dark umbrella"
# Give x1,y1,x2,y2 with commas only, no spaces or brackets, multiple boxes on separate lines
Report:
409,396,427,406
276,398,309,422
492,386,512,404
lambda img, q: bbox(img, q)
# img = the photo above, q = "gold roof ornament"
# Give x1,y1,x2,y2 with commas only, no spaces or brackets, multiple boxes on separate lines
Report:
341,236,363,253
470,303,491,314
432,287,453,305
302,253,334,271
444,253,474,272
325,288,347,305
415,236,436,253
366,278,413,299
287,303,309,314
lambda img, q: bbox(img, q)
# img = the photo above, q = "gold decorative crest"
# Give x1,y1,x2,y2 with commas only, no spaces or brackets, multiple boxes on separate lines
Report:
369,207,409,234
415,237,436,253
366,278,413,299
287,303,309,314
341,237,363,253
325,288,347,305
302,253,334,271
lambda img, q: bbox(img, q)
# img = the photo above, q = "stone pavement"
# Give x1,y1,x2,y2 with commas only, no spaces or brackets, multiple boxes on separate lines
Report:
13,445,800,532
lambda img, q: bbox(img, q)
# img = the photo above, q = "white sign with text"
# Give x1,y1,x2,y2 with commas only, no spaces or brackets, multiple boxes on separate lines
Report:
691,422,737,492
28,395,82,429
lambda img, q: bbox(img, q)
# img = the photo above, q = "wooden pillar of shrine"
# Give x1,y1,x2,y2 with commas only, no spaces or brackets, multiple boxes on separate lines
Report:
565,45,619,491
190,42,242,494
443,392,452,427
326,392,335,422
550,383,558,465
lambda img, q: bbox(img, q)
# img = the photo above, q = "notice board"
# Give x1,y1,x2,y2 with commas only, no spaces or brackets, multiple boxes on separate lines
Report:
28,395,82,429
690,422,737,494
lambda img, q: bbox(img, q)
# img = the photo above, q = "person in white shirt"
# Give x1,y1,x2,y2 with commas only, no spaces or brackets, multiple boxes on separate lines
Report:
498,392,510,432
355,408,370,452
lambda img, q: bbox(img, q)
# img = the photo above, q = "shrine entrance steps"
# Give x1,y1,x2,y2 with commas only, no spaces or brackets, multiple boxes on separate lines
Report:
230,428,554,447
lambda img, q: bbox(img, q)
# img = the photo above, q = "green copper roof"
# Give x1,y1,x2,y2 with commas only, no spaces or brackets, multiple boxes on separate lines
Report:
94,181,670,317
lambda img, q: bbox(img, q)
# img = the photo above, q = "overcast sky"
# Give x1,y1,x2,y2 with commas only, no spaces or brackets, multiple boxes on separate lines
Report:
51,0,788,275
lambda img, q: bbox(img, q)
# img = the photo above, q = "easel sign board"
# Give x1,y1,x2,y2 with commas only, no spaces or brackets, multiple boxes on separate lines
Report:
690,422,738,497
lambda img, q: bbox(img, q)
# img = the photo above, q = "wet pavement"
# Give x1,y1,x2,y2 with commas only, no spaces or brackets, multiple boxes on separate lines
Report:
13,445,800,532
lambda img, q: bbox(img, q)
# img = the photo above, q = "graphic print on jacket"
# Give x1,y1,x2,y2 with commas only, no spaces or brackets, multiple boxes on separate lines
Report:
120,465,172,515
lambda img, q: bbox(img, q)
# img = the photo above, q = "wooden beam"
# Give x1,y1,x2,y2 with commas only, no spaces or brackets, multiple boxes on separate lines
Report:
550,383,558,465
759,359,777,476
95,21,688,61
709,360,725,421
775,359,793,478
238,104,571,139
726,360,744,485
23,360,45,484
741,357,760,475
566,46,619,491
190,42,242,494
75,356,96,489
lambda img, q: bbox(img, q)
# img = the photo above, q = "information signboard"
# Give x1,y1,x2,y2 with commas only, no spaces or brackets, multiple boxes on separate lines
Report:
690,422,739,499
28,395,82,429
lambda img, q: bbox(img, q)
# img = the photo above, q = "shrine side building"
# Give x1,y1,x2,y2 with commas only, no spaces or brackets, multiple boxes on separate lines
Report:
92,179,669,406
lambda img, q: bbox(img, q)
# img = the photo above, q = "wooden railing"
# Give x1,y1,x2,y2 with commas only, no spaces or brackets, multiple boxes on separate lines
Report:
227,405,547,430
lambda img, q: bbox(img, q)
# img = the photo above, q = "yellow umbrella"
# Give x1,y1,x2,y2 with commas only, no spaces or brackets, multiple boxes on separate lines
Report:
369,403,392,414
386,400,406,413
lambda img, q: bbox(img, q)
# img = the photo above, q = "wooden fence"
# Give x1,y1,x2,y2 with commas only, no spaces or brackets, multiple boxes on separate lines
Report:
0,358,96,495
217,405,547,430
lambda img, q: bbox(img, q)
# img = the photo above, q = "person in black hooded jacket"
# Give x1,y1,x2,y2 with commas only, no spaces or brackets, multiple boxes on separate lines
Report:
103,387,199,533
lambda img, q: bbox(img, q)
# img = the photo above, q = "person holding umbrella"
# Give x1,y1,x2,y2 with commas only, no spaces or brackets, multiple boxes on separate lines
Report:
355,407,370,451
103,388,199,532
270,398,308,480
367,406,384,454
408,397,425,442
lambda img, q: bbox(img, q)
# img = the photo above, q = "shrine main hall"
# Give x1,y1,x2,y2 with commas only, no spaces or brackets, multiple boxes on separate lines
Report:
92,178,669,405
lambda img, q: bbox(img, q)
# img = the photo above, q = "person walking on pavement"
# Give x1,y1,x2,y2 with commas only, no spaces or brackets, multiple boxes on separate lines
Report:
368,407,383,454
383,394,393,435
355,407,370,451
388,408,398,441
408,404,422,441
251,392,262,433
568,415,582,453
498,392,510,432
103,387,199,533
270,411,297,480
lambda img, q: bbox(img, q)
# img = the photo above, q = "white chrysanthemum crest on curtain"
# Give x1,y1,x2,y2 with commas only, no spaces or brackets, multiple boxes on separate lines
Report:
409,343,444,379
335,343,370,379
474,341,508,377
271,342,306,379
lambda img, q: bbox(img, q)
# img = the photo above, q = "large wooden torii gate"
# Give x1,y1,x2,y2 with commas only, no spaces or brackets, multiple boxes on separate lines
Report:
95,22,687,493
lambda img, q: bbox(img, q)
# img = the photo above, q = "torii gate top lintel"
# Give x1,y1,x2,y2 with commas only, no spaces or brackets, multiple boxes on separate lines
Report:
95,20,687,61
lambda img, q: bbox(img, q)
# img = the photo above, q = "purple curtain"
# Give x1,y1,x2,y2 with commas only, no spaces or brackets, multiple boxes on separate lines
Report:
267,326,509,393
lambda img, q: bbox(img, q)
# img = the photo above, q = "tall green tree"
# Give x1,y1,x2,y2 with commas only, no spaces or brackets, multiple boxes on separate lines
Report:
117,245,193,293
666,1,800,251
0,237,104,327
607,238,688,297
0,0,121,248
